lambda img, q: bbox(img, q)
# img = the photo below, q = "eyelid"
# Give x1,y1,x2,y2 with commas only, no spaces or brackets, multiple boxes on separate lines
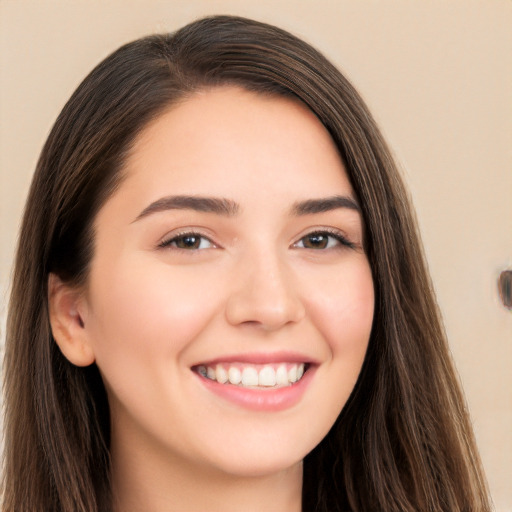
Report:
158,229,219,250
156,226,357,251
292,227,356,250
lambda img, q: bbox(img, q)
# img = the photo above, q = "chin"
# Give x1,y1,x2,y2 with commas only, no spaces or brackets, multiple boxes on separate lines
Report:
196,432,313,479
212,452,305,479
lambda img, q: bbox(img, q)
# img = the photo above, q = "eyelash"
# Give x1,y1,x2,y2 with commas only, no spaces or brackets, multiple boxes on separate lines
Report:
158,229,355,251
293,229,356,250
158,231,215,250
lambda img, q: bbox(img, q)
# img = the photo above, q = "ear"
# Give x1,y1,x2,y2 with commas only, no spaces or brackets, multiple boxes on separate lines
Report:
48,273,95,367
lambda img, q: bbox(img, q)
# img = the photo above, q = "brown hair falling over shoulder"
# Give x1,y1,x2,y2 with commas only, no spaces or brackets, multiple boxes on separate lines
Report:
3,15,491,512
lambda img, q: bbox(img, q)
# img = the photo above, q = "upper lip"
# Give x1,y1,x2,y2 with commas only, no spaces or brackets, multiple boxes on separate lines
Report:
191,351,320,367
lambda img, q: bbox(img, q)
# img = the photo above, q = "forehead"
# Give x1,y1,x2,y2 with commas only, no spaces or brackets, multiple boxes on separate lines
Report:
117,85,354,206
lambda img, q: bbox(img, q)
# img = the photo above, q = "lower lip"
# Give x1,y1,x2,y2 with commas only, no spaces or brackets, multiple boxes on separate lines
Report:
195,366,316,411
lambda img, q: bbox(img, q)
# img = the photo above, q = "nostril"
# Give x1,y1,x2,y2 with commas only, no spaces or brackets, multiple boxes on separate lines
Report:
225,284,305,330
225,258,306,330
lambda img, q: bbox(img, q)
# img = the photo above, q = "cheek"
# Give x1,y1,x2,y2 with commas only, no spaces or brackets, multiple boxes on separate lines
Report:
305,259,374,361
85,258,225,372
290,260,374,447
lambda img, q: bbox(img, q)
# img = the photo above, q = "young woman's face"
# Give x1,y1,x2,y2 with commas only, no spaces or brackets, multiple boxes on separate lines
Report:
80,86,374,478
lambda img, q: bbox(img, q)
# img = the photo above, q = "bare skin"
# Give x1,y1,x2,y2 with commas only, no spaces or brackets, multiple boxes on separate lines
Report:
50,86,374,511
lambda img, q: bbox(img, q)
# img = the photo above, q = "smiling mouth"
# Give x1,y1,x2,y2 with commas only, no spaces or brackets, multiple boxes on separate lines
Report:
193,362,309,389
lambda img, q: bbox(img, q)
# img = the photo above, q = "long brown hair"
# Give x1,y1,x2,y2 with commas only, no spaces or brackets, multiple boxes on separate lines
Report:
3,15,491,512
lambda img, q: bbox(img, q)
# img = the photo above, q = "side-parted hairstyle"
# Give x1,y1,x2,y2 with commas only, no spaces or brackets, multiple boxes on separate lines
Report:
4,15,491,512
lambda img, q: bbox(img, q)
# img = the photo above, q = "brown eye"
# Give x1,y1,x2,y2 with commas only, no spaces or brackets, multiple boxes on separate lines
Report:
160,233,214,250
175,235,201,249
295,231,354,250
302,233,329,249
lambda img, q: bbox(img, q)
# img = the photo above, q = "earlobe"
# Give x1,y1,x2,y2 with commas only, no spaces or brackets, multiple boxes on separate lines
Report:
48,273,95,367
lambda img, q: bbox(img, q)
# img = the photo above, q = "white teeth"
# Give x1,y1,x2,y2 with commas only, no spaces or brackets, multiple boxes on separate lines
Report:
198,362,308,388
241,367,259,386
228,366,242,385
258,365,276,387
275,364,288,386
215,364,228,384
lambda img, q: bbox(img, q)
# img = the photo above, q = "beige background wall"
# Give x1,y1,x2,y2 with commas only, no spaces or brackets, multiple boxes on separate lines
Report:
1,1,511,509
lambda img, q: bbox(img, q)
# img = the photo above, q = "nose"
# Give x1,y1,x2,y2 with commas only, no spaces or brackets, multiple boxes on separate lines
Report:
225,249,306,331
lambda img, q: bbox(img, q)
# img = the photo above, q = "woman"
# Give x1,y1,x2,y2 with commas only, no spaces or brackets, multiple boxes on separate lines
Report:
3,15,491,512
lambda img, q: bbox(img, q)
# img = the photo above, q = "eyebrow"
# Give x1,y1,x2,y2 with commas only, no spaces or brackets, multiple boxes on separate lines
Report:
133,195,240,222
133,193,360,222
291,195,360,215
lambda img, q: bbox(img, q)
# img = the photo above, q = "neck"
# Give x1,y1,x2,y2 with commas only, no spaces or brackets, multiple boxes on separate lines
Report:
111,437,303,512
